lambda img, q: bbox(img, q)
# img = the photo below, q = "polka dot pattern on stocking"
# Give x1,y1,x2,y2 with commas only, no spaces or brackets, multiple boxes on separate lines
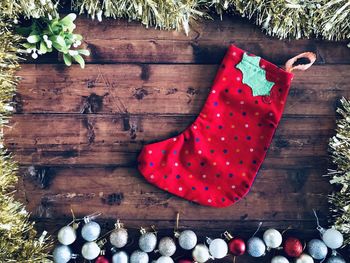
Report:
138,44,293,207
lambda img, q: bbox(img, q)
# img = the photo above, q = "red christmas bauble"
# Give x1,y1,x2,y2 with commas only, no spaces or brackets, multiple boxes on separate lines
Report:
178,259,193,263
283,237,303,258
95,256,109,263
228,238,246,256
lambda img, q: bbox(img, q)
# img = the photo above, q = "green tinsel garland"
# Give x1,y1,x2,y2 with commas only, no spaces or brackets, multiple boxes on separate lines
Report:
327,98,350,246
0,14,52,263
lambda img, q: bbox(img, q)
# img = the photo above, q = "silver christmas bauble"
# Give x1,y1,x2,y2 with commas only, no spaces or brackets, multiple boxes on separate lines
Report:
271,255,289,263
57,225,76,245
326,255,346,263
307,239,328,260
81,241,101,260
139,232,157,252
178,230,197,250
130,250,149,263
110,227,128,248
322,228,343,249
247,237,266,257
158,237,176,257
156,256,174,263
208,238,228,259
112,251,129,263
53,245,72,263
263,228,282,249
81,221,101,241
192,244,210,263
295,254,314,263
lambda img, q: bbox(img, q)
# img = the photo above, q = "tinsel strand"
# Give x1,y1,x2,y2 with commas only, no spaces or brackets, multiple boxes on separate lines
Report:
327,97,350,246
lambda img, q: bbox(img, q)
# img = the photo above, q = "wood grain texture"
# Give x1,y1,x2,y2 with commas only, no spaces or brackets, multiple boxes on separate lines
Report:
16,64,350,115
5,115,334,166
7,15,350,262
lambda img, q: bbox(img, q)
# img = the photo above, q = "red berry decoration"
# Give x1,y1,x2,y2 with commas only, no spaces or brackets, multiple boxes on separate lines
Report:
228,238,246,256
95,255,109,263
284,237,303,258
178,259,192,263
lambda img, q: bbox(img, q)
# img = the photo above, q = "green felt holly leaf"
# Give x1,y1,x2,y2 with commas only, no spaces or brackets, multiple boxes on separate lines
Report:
236,53,274,96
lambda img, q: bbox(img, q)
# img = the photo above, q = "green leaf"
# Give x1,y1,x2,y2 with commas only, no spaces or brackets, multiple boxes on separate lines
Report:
63,54,72,66
27,35,41,43
60,13,77,25
73,34,83,41
73,54,85,68
22,43,36,49
39,41,48,54
77,49,90,56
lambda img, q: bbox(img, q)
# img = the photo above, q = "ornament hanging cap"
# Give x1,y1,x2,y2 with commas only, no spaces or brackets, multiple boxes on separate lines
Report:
115,219,124,229
285,52,316,72
83,212,102,223
223,231,233,241
313,209,325,234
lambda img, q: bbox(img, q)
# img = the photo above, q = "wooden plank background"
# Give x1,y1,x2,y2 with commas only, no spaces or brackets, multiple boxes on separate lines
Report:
6,16,350,262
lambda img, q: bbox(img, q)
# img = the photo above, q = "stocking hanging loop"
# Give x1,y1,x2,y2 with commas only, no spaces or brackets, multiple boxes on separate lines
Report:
285,52,316,72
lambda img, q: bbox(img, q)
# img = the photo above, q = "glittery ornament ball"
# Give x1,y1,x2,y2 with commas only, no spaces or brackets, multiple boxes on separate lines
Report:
53,245,72,263
139,232,157,252
325,255,346,263
130,250,149,263
307,239,328,260
81,241,101,260
81,221,101,241
228,238,245,256
113,251,129,263
110,228,128,248
96,255,109,263
247,237,266,257
322,229,343,249
156,256,174,263
283,237,303,258
263,228,282,249
178,259,193,263
208,238,228,259
158,237,176,257
295,254,314,263
179,230,197,250
192,244,210,263
271,255,289,263
57,225,76,245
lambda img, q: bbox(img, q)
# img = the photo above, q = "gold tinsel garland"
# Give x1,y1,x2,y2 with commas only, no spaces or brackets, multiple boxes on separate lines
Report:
327,98,350,246
0,14,52,263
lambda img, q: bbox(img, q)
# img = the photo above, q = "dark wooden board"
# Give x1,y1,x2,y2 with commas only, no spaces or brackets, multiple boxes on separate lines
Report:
16,64,350,115
6,15,350,262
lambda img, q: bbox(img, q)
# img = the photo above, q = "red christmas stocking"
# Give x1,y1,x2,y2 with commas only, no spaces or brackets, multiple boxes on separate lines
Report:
137,45,316,207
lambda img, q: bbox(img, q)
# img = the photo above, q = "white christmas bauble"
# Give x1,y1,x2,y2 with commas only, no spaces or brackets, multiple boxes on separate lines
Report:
263,228,282,249
139,232,157,252
208,238,228,259
247,237,266,257
110,228,128,248
81,221,101,241
53,245,72,263
307,239,328,260
179,230,197,250
156,256,174,263
158,237,176,257
57,225,76,245
192,244,210,263
271,255,289,263
81,241,101,260
112,251,129,263
322,228,343,249
130,250,149,263
295,254,314,263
